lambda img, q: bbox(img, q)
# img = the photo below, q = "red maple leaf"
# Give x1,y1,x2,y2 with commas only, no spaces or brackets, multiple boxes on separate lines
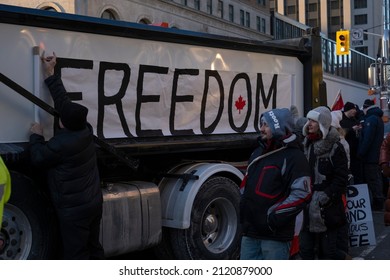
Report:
235,95,246,114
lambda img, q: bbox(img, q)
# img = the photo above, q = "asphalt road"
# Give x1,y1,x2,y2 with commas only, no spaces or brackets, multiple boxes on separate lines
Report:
112,211,390,260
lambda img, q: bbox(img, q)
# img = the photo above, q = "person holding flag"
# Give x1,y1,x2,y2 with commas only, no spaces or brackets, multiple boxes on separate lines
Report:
331,90,344,111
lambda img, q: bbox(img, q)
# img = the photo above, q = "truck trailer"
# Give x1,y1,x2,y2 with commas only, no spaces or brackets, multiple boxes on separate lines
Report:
0,4,325,259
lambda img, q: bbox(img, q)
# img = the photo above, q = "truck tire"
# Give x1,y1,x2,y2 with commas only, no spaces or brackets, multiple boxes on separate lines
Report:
0,171,57,260
170,176,241,259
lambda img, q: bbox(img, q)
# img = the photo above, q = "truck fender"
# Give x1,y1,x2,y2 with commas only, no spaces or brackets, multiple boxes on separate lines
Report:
159,162,244,229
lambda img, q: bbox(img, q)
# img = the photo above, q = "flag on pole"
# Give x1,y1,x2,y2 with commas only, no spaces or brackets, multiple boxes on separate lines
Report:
331,90,344,111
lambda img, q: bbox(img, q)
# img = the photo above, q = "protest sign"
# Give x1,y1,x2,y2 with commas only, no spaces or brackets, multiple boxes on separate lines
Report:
346,184,376,247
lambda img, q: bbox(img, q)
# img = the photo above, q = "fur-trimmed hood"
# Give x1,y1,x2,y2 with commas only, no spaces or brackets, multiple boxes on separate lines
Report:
303,126,340,156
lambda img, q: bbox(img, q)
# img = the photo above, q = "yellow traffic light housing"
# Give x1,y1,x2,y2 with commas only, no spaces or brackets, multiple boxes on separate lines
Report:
336,30,350,55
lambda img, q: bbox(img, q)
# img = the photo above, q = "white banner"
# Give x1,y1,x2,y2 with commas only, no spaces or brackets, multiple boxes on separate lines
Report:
0,23,304,142
346,184,376,247
60,63,293,139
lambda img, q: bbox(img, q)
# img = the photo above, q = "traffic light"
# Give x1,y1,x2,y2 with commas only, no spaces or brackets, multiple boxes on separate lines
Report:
336,30,350,55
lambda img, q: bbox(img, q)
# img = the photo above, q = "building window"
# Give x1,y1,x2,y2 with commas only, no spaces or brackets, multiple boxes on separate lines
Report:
330,0,340,10
229,5,234,22
261,18,266,33
364,29,368,40
287,5,295,15
307,19,317,27
207,0,213,14
257,16,266,33
101,9,117,20
355,14,368,25
240,10,245,26
330,16,340,25
42,7,57,12
181,0,187,6
246,11,250,27
257,0,265,5
355,46,368,55
308,3,317,12
218,0,224,18
194,0,200,10
139,18,151,24
354,0,367,9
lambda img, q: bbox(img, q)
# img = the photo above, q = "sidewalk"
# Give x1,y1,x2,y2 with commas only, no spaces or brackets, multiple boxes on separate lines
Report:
349,211,390,259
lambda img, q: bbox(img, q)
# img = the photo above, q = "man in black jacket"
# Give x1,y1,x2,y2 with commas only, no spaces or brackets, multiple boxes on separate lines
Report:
239,108,312,260
29,52,104,259
340,102,362,183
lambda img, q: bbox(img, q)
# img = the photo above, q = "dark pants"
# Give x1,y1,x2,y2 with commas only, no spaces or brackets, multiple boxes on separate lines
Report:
57,206,104,260
363,163,385,209
299,227,347,260
350,156,363,184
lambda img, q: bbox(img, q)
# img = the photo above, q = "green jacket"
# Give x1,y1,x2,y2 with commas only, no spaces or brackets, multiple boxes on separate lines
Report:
0,156,11,230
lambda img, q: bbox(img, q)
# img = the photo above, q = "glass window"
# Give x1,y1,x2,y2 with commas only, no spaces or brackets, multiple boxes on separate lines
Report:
240,10,245,26
364,29,368,40
308,3,317,12
354,0,367,9
330,0,340,10
218,0,224,18
194,0,200,10
355,46,368,55
139,18,151,24
181,0,187,6
257,16,261,31
246,11,250,27
330,16,340,25
307,18,317,27
261,18,266,33
43,7,57,12
229,5,234,22
101,9,117,20
287,5,295,15
207,0,213,14
355,14,368,25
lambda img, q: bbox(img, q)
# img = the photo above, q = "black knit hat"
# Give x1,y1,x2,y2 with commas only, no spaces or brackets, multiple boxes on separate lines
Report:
363,99,375,109
60,102,88,131
343,102,356,112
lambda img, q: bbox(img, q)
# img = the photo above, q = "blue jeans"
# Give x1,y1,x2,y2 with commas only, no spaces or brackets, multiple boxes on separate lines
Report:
240,236,290,260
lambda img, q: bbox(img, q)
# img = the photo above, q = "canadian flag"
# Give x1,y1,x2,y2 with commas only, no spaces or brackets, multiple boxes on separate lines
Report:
331,90,344,111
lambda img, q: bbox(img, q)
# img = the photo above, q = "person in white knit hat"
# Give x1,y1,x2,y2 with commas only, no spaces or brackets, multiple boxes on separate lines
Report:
299,106,350,260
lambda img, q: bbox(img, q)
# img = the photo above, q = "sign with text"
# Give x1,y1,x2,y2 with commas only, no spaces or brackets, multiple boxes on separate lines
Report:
351,28,364,46
346,184,376,247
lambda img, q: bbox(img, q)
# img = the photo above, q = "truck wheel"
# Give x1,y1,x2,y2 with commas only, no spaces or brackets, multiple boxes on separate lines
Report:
0,172,57,260
170,176,241,259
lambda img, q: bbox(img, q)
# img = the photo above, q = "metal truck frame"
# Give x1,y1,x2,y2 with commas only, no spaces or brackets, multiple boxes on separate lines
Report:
0,4,324,259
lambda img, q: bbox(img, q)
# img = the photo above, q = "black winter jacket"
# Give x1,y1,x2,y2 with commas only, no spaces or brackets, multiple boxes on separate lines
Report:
303,127,349,230
30,75,102,217
240,134,312,241
358,106,384,164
